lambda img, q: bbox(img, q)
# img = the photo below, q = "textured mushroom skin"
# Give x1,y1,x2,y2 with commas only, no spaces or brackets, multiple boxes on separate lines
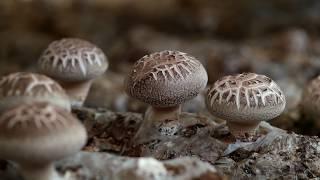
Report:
126,50,208,107
0,72,70,112
0,102,87,165
38,38,108,82
301,76,320,117
206,73,286,123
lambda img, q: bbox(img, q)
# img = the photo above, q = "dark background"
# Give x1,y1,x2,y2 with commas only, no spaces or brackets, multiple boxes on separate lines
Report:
1,0,320,135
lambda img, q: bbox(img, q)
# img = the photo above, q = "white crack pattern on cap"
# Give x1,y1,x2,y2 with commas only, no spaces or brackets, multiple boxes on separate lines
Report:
0,103,68,129
39,39,106,76
132,50,200,84
207,73,285,110
0,72,65,97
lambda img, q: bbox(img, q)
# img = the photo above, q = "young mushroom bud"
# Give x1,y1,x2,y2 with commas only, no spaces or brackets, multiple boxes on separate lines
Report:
206,73,286,141
38,38,108,107
0,72,70,113
301,75,320,118
0,102,87,180
125,50,208,122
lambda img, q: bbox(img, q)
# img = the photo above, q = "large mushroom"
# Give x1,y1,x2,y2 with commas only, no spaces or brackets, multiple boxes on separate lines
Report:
125,50,208,122
38,38,108,107
0,102,87,180
125,50,207,141
206,73,286,140
0,72,70,113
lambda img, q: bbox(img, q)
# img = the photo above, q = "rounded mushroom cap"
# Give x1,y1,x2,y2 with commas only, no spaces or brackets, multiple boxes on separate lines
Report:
206,73,286,123
38,38,108,82
0,72,70,113
301,76,320,116
125,50,208,107
0,102,87,165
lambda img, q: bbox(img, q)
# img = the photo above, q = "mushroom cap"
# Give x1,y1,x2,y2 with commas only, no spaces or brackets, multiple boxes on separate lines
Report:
206,73,286,123
0,72,70,113
125,50,208,107
38,38,108,82
301,76,320,116
0,102,87,165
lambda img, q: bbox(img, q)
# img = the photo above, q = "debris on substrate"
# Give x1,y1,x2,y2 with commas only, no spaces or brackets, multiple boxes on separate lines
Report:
0,152,222,180
2,107,320,179
74,107,320,179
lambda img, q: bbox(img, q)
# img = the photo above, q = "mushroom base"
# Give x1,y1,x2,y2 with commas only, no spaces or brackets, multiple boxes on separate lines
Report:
20,163,61,180
227,121,260,141
145,106,181,122
59,80,93,108
131,106,181,144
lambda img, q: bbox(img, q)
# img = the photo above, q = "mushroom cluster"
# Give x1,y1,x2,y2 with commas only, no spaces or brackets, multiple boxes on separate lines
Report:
125,51,287,143
206,73,286,140
0,35,291,179
0,37,108,180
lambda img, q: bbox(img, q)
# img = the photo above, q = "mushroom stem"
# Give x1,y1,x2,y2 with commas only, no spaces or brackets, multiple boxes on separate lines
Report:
132,106,181,144
59,80,93,108
20,163,61,180
145,106,181,122
227,121,260,140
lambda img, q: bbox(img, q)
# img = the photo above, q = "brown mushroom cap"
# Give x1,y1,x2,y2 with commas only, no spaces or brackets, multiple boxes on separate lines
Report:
301,76,320,116
125,50,208,107
206,73,286,123
0,102,87,165
38,38,108,82
0,72,70,112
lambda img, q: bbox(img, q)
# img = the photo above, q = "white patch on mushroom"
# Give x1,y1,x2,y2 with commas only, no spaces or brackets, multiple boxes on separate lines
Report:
78,58,87,76
236,87,241,109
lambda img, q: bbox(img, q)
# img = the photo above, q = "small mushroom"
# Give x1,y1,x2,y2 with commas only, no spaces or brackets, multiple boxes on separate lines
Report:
0,102,87,180
0,72,70,113
301,76,320,118
125,50,208,122
38,38,108,107
206,73,286,140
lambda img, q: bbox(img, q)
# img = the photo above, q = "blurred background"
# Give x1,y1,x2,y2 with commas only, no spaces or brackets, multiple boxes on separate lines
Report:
1,0,320,135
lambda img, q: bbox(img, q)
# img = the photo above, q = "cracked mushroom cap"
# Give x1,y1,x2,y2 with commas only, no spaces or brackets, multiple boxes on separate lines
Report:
0,72,70,113
206,73,286,123
0,102,87,165
125,50,208,107
38,38,108,82
301,76,320,116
